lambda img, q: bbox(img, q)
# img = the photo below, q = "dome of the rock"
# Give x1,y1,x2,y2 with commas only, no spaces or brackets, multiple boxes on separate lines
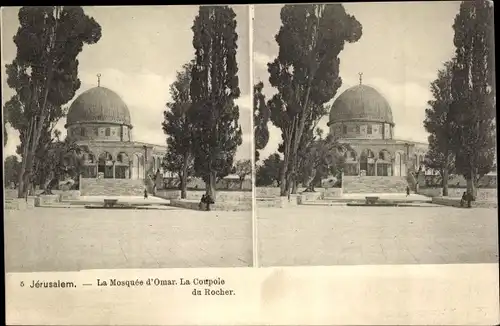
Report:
328,85,394,126
66,87,132,127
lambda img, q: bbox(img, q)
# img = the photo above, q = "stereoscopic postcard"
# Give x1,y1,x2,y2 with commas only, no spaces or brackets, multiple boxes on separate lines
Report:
3,3,498,325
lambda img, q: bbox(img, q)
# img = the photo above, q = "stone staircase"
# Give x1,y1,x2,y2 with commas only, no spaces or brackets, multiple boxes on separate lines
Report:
80,178,146,196
342,176,409,194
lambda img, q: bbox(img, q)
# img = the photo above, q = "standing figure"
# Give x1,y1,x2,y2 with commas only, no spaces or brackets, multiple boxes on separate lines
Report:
406,186,410,196
144,188,148,199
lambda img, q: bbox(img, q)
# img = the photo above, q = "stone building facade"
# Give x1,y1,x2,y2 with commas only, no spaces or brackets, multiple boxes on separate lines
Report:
65,85,167,183
328,83,428,177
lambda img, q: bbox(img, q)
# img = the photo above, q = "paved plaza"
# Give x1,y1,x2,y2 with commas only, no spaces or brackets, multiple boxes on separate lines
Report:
257,205,499,267
5,207,252,272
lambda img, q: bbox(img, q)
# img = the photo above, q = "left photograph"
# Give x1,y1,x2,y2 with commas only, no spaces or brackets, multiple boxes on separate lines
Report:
2,5,253,272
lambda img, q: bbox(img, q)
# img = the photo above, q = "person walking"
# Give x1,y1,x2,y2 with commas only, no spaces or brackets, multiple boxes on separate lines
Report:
406,186,410,197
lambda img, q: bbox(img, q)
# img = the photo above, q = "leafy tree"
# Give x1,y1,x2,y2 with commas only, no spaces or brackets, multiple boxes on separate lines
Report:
256,153,283,187
423,59,456,196
268,4,362,196
4,6,101,198
254,81,270,162
449,0,495,199
38,139,87,194
190,6,242,200
162,61,195,199
300,133,347,192
4,155,21,188
234,159,252,189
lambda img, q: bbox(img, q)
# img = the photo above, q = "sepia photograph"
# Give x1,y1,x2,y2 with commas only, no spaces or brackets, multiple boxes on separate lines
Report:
3,5,253,272
254,2,497,267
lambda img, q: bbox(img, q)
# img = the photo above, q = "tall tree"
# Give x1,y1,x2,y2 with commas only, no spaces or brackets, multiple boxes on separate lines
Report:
234,159,252,189
190,6,243,200
162,61,195,199
5,7,101,198
268,4,362,196
450,0,495,199
423,59,456,196
4,155,21,188
256,153,283,187
254,81,270,162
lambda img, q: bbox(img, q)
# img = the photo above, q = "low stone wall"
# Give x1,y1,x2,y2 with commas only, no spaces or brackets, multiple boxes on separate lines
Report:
419,188,497,201
35,195,60,207
422,174,497,188
432,197,497,209
163,177,252,191
257,187,324,198
256,195,299,208
256,197,281,208
58,190,81,201
156,190,252,202
169,199,252,211
5,196,36,210
324,188,343,197
298,192,323,203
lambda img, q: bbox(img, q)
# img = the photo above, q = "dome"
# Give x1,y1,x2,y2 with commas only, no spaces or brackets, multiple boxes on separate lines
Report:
328,85,394,126
66,87,132,127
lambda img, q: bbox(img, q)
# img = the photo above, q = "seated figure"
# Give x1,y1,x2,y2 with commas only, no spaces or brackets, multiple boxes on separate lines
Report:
460,191,473,208
199,194,215,211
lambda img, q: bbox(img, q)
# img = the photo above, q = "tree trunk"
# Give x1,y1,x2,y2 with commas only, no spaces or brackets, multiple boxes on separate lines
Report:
466,168,478,201
180,155,189,199
206,170,217,202
291,178,298,194
239,178,244,190
280,141,290,196
442,167,449,197
180,173,187,199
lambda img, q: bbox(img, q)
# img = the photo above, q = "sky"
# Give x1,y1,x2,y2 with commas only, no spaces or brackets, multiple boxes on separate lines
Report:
1,5,251,160
253,2,461,161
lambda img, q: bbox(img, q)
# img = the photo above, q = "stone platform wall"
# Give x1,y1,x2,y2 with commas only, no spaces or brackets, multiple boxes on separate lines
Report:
256,187,307,198
169,199,252,211
163,177,252,191
419,188,497,201
432,197,498,209
420,174,497,188
156,189,252,202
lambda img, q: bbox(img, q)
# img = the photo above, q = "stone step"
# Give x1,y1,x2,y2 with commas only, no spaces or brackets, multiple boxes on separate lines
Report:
343,176,408,194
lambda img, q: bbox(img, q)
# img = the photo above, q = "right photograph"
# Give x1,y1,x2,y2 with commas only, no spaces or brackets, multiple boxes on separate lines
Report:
253,2,498,267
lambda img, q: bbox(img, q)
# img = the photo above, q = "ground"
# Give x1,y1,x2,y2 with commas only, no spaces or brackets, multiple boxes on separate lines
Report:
257,205,499,267
5,207,252,272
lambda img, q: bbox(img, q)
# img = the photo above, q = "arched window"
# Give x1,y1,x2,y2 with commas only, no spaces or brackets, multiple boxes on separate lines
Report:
355,125,360,134
367,125,372,134
378,150,391,161
117,152,129,164
344,149,357,161
86,153,96,164
105,128,111,136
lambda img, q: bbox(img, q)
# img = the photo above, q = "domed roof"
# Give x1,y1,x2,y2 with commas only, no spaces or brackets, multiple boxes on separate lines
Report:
329,85,394,125
66,87,131,127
